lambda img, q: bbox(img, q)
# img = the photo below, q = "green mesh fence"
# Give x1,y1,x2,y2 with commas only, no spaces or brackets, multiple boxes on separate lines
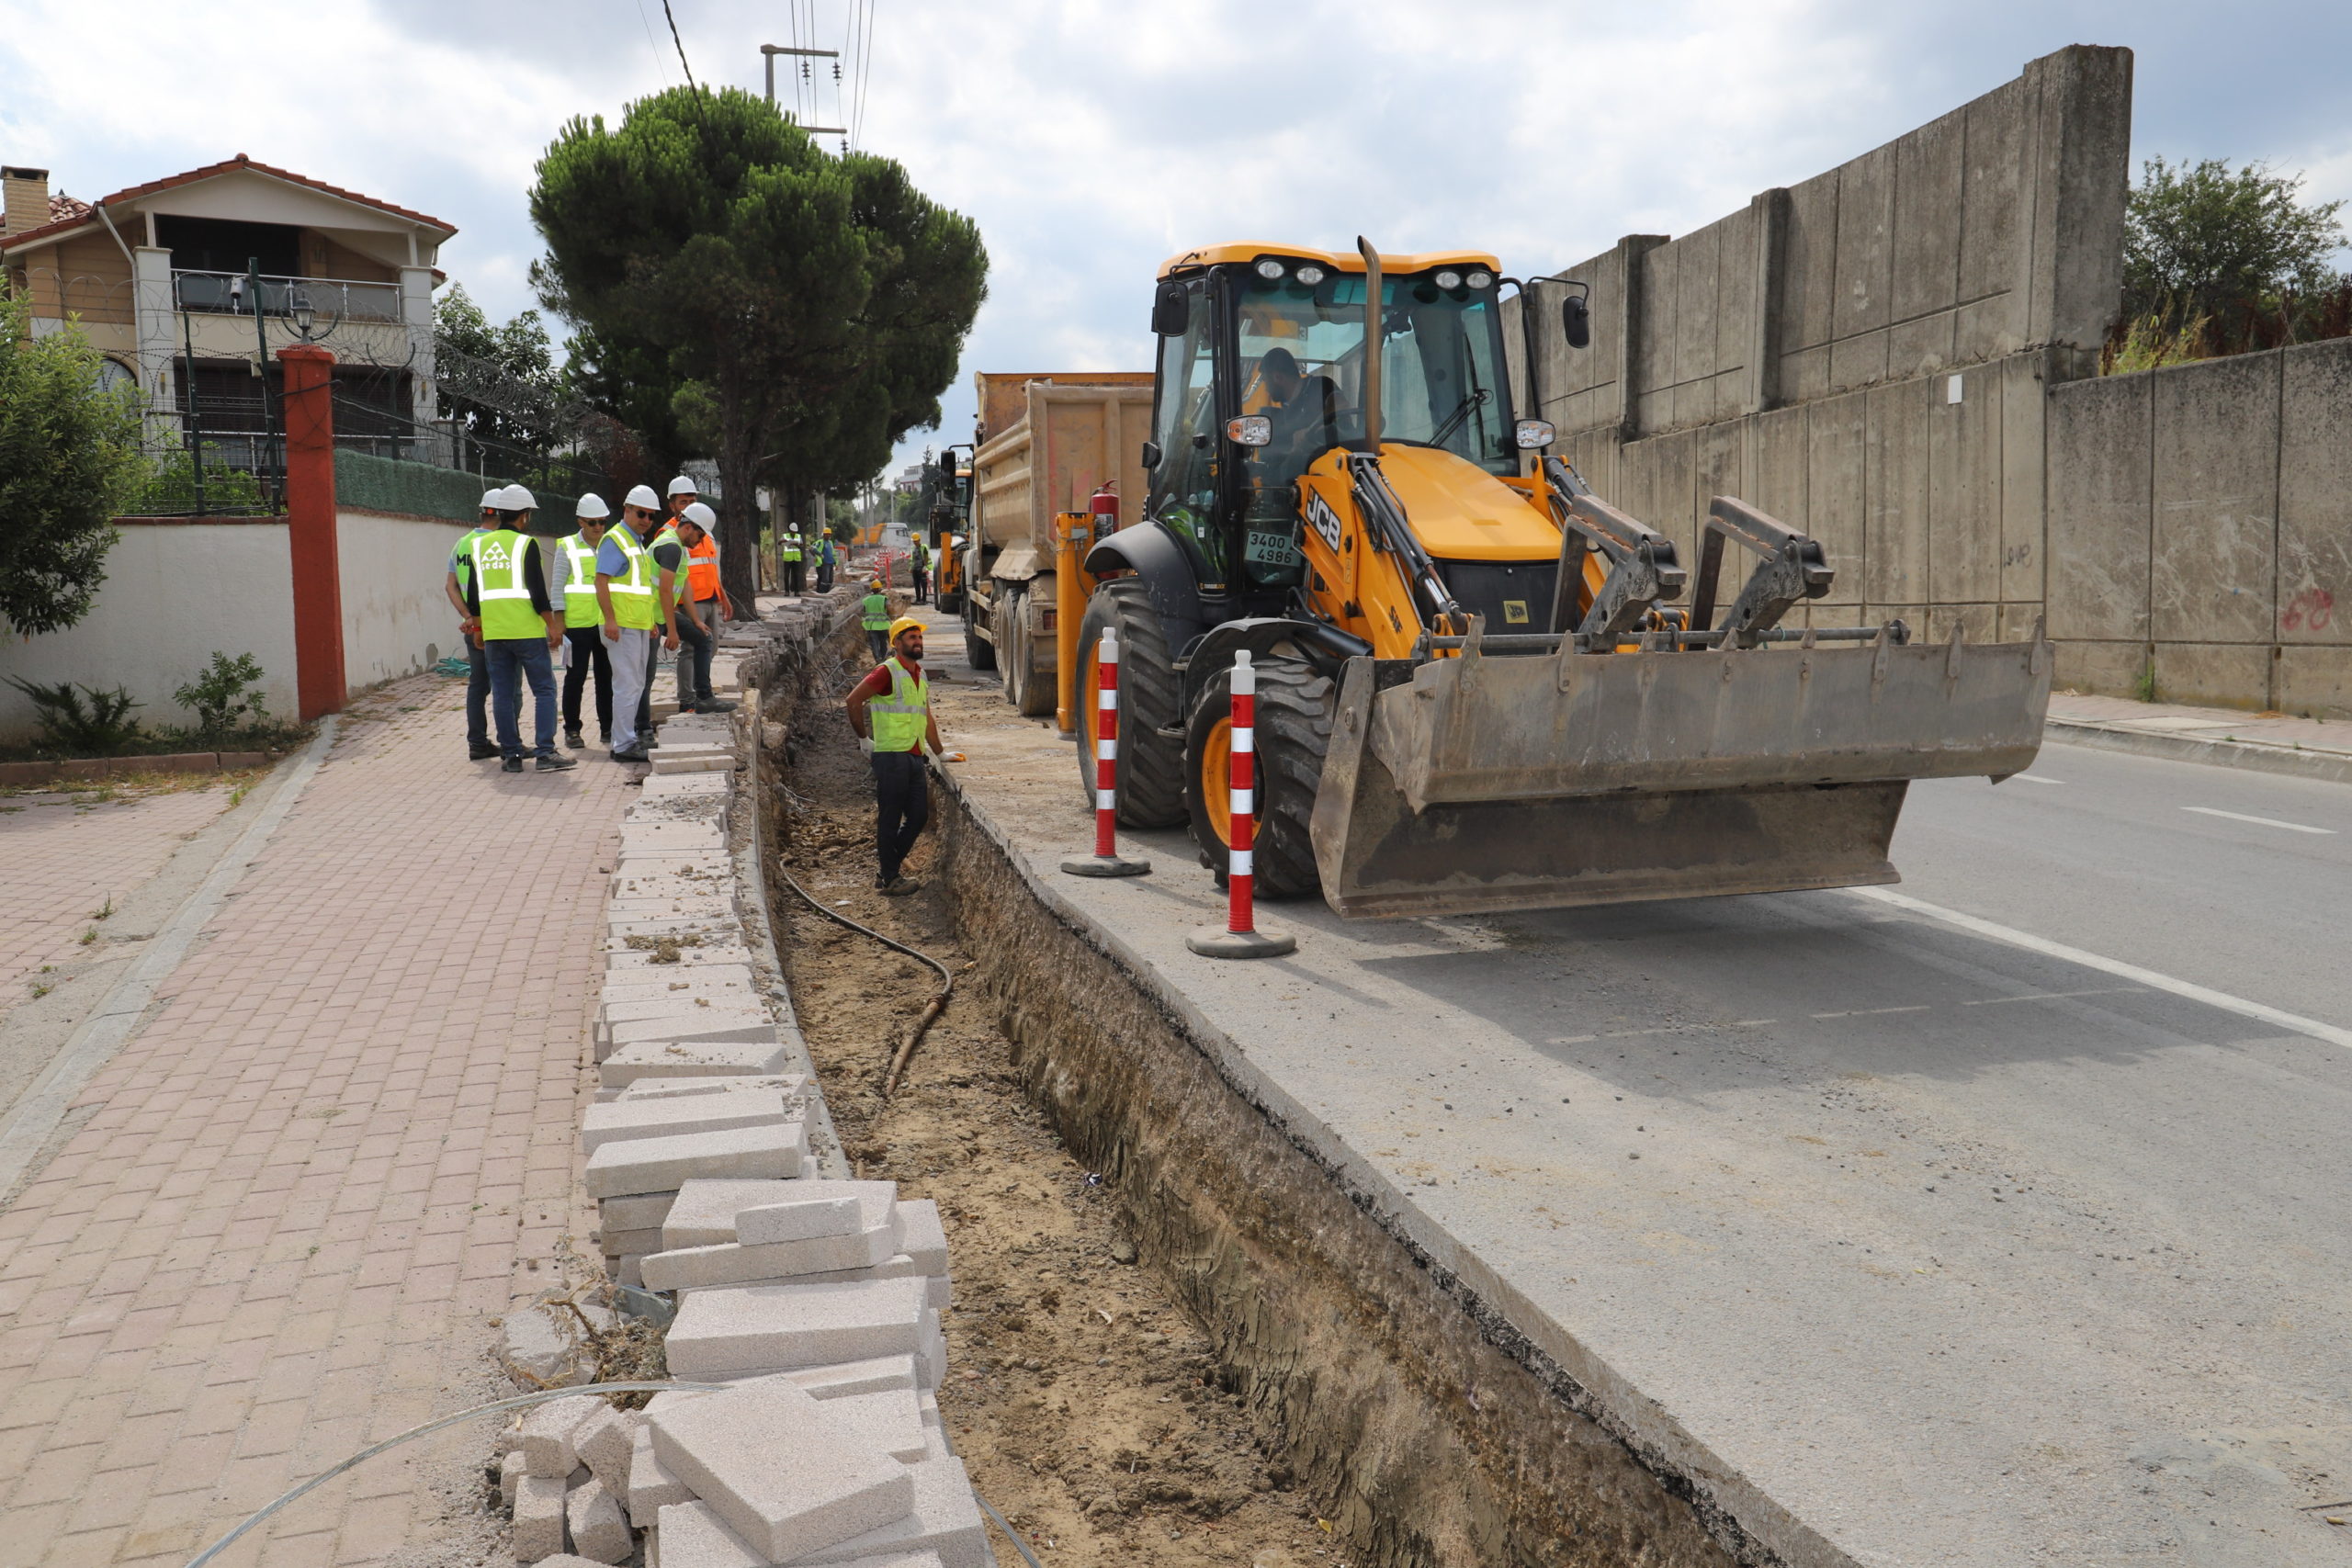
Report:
334,451,584,536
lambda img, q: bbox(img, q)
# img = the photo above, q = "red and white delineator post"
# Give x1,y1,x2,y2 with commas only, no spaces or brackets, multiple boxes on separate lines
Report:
1186,650,1296,957
1059,626,1150,879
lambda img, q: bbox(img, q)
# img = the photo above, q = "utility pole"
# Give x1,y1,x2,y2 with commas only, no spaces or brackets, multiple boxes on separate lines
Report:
759,44,846,134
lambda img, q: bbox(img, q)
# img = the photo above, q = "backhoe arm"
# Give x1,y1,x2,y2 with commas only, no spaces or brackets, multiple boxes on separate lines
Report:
1689,497,1835,648
1542,457,1687,640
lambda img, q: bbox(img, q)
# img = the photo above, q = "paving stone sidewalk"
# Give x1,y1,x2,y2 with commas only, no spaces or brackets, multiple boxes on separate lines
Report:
0,674,633,1566
2048,690,2352,756
0,786,239,1035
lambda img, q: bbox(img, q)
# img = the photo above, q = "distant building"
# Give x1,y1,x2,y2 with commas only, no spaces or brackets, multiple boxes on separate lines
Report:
0,154,454,450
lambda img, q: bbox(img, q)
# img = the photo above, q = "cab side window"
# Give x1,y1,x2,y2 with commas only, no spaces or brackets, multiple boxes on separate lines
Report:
1149,281,1227,581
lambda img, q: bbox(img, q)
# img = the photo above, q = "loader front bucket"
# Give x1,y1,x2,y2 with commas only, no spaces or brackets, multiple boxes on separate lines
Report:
1307,628,2051,919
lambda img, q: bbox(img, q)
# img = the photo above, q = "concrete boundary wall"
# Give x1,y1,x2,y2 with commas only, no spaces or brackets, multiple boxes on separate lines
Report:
1515,45,2131,442
2049,337,2352,714
0,506,477,742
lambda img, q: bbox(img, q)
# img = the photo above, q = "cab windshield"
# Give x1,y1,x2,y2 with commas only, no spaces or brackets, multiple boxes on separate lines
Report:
1235,267,1516,490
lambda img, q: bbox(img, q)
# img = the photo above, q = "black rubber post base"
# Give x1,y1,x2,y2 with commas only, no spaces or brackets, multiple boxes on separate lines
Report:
1061,854,1152,878
1185,924,1297,959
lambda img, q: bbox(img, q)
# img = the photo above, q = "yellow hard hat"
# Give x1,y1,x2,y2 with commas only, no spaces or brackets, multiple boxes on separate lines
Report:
888,616,925,644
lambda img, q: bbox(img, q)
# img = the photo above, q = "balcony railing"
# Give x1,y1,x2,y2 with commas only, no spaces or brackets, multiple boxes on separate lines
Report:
172,269,405,325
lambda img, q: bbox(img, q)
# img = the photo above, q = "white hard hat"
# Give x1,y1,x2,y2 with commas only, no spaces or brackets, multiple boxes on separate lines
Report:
625,484,661,510
682,501,717,527
575,492,610,520
666,475,697,497
503,484,537,511
479,488,503,510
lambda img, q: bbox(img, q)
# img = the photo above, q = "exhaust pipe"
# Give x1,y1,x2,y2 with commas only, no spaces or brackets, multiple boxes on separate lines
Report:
1355,236,1383,453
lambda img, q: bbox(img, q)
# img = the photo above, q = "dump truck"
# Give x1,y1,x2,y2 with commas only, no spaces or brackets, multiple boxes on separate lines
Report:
1042,239,2051,919
958,372,1153,715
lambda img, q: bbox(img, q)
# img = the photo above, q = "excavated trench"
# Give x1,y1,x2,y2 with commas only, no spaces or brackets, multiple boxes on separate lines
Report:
748,605,1757,1568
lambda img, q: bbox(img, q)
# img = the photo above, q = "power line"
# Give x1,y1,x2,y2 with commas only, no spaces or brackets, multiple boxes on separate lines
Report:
659,0,698,94
632,0,672,83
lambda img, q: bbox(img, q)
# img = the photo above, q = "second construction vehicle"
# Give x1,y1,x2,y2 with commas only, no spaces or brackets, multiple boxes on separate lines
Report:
995,239,2052,919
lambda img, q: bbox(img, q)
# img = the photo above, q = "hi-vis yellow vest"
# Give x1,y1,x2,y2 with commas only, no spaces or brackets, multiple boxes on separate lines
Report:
869,659,930,752
560,534,602,629
470,530,542,641
605,525,659,631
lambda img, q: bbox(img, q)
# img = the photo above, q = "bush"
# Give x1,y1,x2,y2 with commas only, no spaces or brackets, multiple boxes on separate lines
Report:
173,651,268,739
138,439,268,510
0,288,151,635
6,677,144,756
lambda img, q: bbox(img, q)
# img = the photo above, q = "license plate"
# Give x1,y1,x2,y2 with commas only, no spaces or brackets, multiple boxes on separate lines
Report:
1245,529,1301,567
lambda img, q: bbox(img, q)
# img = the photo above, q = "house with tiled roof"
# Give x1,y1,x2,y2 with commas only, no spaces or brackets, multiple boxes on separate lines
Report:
0,155,455,442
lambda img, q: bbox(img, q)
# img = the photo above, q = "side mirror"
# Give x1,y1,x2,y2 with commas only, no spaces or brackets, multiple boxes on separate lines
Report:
1140,440,1162,469
1562,293,1591,350
1150,282,1190,338
936,452,956,480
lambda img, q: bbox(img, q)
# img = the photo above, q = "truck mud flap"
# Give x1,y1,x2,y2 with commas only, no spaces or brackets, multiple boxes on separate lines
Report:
1308,630,2050,919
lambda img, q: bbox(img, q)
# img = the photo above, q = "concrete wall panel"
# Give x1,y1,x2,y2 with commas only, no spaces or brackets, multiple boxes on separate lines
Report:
1865,380,1930,605
1833,145,1897,342
2150,354,2278,645
2053,639,2146,694
1893,107,1967,322
2154,642,2273,711
1670,219,1720,389
1781,169,1841,355
2276,338,2352,648
1929,367,2003,605
1888,312,1958,381
1997,354,2050,605
1997,602,2048,643
1807,391,1870,606
1716,205,1758,381
1749,405,1810,529
1958,79,2028,313
2046,375,2150,641
2275,647,2352,717
1828,329,1891,395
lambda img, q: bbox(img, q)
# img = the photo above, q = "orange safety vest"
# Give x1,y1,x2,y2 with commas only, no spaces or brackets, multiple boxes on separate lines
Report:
686,536,721,601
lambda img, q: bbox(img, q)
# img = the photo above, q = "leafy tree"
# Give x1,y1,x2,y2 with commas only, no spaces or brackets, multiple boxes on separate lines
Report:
2124,157,2347,330
435,284,562,451
0,288,148,635
530,85,985,615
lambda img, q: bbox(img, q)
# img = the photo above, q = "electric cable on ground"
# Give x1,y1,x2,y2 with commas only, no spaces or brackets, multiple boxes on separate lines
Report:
771,771,956,1100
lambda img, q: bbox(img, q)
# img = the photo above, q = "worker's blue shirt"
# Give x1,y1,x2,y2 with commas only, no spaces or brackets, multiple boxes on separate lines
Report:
594,523,642,580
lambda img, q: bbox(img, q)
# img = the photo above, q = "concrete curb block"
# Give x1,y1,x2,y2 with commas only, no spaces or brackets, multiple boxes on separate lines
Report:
2045,718,2352,785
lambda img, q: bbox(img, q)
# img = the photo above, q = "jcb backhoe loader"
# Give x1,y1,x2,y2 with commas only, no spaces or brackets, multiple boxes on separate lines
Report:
1061,239,2051,919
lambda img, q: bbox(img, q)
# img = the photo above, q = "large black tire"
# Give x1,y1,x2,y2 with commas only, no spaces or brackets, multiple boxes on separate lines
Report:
1004,585,1056,717
963,592,997,671
1073,580,1187,828
1182,654,1332,898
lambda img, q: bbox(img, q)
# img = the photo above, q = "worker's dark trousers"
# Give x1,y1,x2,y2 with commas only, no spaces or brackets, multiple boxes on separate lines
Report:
867,629,889,664
871,750,928,882
911,569,928,604
784,560,805,593
562,626,612,739
465,630,490,749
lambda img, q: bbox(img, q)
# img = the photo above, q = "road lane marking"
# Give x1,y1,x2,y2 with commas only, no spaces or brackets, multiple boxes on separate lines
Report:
1962,987,2147,1006
1810,1006,1931,1019
2009,773,2067,785
1849,886,2352,1051
2180,806,2334,834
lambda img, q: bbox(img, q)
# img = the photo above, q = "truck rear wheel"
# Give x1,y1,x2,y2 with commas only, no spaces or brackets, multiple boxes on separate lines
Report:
1183,654,1331,899
963,592,996,671
1073,580,1186,828
1003,583,1056,718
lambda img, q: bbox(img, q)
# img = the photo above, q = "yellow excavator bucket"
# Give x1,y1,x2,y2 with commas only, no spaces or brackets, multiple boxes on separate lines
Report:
1308,625,2052,919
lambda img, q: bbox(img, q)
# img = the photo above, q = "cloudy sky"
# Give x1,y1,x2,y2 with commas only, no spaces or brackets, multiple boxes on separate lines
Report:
6,0,2348,479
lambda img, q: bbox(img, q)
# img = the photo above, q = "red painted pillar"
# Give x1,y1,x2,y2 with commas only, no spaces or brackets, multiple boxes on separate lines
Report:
277,345,345,720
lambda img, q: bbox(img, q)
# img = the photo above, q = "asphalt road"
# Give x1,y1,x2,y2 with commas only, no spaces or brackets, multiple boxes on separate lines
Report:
929,635,2352,1568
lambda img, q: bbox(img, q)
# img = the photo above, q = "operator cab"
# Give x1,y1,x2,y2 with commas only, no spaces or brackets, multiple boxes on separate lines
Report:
1146,244,1521,608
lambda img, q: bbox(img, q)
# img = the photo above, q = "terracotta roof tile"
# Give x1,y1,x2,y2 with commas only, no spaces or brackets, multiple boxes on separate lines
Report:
48,192,90,223
0,152,455,254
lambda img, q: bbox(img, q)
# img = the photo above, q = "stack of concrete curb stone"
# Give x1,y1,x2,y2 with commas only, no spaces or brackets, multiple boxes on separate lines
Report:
500,594,990,1566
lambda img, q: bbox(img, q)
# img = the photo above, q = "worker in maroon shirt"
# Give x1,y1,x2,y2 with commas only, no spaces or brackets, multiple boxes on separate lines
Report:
843,616,960,895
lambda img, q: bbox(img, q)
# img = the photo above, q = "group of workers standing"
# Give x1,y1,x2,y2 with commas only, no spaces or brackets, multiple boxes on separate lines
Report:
445,474,739,770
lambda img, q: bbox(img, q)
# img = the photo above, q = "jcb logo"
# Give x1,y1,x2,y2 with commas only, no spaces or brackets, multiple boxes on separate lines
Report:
1306,491,1344,554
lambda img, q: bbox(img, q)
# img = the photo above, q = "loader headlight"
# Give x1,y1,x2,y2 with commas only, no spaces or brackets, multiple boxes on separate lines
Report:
1225,415,1272,447
1513,419,1555,449
1254,259,1287,281
1465,269,1494,289
1433,269,1463,290
1295,264,1326,286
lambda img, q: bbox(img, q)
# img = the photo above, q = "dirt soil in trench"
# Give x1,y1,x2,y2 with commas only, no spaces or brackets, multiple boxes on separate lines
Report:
769,663,1341,1568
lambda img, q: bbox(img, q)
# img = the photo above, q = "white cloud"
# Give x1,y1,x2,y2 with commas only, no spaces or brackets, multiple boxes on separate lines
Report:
7,0,2349,478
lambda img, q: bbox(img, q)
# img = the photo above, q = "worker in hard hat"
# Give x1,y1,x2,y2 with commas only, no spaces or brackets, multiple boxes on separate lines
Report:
779,525,805,594
843,615,956,896
443,487,504,761
596,484,665,762
910,533,931,605
557,494,614,748
815,529,837,594
460,486,574,773
673,503,737,714
861,577,892,664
